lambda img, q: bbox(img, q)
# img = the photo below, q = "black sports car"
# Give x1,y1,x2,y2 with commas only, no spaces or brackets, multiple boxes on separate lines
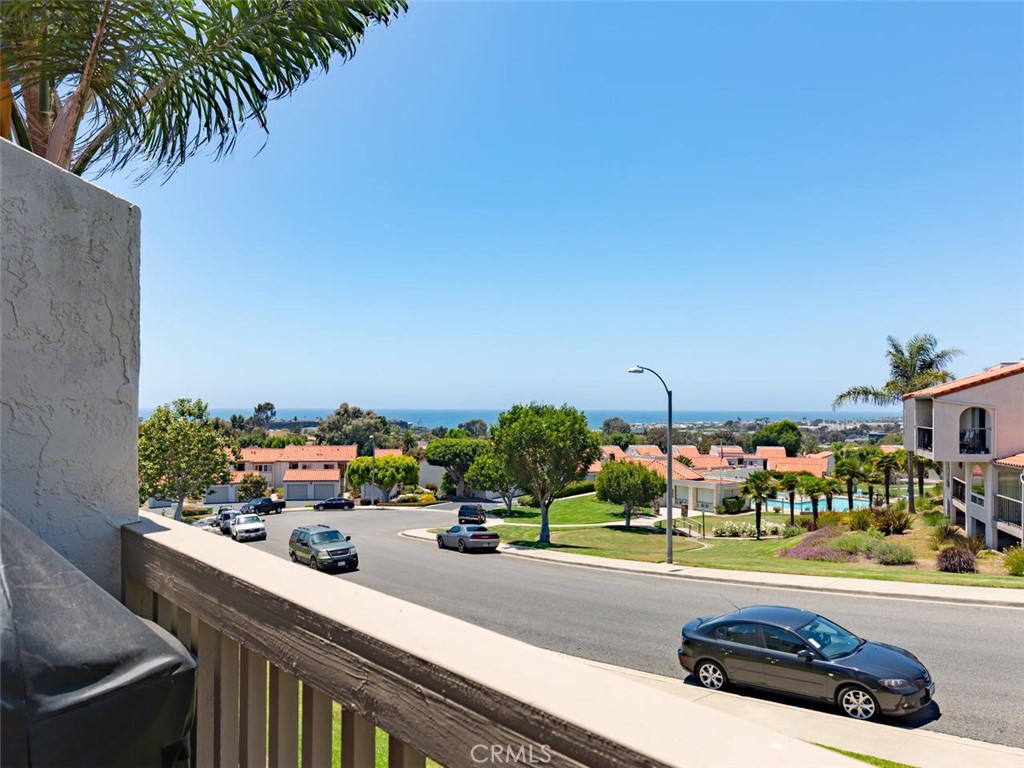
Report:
313,497,355,511
678,606,934,721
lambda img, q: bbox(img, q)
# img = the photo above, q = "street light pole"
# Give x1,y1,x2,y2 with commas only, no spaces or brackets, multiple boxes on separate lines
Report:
629,365,673,564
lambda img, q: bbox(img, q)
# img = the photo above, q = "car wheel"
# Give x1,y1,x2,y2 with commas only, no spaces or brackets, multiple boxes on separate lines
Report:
696,660,727,690
837,686,879,721
457,539,466,553
231,533,236,540
308,557,319,571
289,551,297,562
437,537,445,549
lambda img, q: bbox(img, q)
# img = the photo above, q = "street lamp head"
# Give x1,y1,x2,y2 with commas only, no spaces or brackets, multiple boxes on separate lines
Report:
628,365,645,374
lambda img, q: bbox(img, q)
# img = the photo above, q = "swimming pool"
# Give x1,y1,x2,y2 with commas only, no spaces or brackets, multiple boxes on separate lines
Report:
765,496,872,512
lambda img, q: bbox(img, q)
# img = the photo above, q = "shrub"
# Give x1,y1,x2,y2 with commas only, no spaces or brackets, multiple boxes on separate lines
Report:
420,493,437,504
848,509,875,531
830,530,884,555
440,473,455,497
936,546,976,573
424,482,438,493
818,512,846,529
795,516,815,530
517,494,537,507
394,493,421,503
182,507,211,518
930,523,962,550
921,511,946,527
712,521,782,538
963,534,986,555
782,525,804,538
872,541,916,565
1004,546,1024,577
721,496,744,514
779,543,855,563
874,507,914,535
560,480,595,497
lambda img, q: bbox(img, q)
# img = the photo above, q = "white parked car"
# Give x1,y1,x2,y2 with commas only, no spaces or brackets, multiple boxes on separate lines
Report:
229,513,267,542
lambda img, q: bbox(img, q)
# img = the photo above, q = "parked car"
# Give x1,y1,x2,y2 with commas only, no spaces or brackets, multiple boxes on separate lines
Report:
216,509,238,535
436,525,500,553
191,516,217,531
313,497,355,511
678,606,934,721
288,524,358,572
229,513,267,542
241,497,286,515
457,503,486,525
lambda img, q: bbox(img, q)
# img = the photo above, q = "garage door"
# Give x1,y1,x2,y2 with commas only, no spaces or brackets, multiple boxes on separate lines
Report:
285,484,307,501
312,483,335,500
205,486,229,504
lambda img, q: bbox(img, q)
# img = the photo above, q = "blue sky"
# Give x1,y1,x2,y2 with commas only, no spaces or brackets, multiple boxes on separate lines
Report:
98,2,1024,413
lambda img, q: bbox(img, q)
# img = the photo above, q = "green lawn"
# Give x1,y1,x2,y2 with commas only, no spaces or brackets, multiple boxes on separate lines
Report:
817,745,917,768
491,524,703,562
501,494,656,525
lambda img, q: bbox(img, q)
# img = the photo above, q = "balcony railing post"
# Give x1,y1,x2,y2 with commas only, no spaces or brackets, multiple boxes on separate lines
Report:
342,710,375,768
269,666,300,768
219,634,241,767
388,735,426,768
196,620,220,768
240,648,268,768
301,684,332,768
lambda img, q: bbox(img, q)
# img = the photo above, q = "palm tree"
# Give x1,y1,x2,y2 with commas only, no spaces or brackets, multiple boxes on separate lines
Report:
0,0,406,181
832,334,962,513
833,458,869,512
822,477,843,513
776,472,802,526
798,475,826,529
874,451,903,507
740,470,778,541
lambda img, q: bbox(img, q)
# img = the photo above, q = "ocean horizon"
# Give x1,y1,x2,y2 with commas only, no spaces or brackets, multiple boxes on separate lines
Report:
138,407,901,430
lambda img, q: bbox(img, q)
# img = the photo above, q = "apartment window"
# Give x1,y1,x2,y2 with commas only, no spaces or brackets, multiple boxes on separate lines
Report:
289,463,298,469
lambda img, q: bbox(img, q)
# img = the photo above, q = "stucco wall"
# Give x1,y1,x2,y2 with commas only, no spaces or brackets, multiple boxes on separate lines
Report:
1,141,140,596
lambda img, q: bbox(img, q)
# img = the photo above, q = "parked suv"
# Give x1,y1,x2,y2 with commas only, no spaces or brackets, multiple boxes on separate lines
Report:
457,503,486,525
288,525,359,572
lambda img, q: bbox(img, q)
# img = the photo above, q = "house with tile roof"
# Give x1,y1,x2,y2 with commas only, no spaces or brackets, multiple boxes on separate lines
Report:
625,444,664,458
767,455,832,478
621,457,748,515
904,360,1024,550
205,443,359,504
601,445,626,462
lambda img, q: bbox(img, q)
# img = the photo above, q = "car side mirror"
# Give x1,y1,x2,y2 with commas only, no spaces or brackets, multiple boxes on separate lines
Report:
797,649,813,661
345,535,351,541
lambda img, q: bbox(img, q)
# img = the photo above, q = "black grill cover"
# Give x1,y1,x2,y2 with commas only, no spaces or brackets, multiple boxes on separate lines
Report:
1,508,196,767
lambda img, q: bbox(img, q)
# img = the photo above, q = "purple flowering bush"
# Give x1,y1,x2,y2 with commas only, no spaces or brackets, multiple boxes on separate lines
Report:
778,527,855,562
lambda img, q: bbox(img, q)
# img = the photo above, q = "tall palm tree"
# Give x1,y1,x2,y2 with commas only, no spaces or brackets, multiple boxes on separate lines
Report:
832,334,962,513
874,451,903,507
740,470,778,541
822,477,843,513
833,457,869,512
776,471,802,526
0,0,406,181
798,475,826,529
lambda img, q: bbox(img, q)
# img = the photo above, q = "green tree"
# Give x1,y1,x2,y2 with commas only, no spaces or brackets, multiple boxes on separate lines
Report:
236,472,269,502
250,401,276,428
491,404,601,544
874,451,903,507
776,472,803,526
822,477,843,513
423,438,491,498
316,403,388,456
798,475,827,529
138,398,234,521
346,455,418,502
601,416,631,435
594,461,663,528
833,334,962,512
745,419,802,456
600,432,640,451
740,471,779,541
800,432,822,456
230,414,246,430
262,433,306,449
457,419,489,438
465,453,517,515
833,457,869,512
0,0,406,180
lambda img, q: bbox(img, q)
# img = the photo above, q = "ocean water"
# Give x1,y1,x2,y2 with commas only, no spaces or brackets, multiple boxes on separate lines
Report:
139,406,899,430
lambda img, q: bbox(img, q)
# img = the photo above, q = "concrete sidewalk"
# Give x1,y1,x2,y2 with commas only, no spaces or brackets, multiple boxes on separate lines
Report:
400,528,1024,607
402,527,1024,767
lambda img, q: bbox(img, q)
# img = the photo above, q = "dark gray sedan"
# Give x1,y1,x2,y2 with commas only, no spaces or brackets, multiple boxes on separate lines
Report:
436,525,500,553
678,606,934,721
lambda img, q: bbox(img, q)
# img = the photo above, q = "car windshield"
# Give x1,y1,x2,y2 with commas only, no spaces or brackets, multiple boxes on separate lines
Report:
796,616,863,660
311,531,343,545
237,515,260,525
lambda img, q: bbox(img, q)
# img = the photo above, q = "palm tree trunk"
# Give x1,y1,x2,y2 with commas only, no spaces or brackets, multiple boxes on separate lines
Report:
918,462,926,496
789,493,795,526
846,481,854,512
825,494,833,512
755,501,762,541
884,469,891,508
907,454,916,514
811,498,819,529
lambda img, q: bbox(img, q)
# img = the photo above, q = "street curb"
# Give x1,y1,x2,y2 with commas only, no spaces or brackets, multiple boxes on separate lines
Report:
398,529,1024,608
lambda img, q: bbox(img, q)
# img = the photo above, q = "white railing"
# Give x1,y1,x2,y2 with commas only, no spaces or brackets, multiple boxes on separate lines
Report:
121,513,855,768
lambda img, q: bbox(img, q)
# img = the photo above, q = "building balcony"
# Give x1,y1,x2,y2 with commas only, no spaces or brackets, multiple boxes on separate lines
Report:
959,428,991,455
121,513,844,768
916,427,934,453
952,478,966,503
996,496,1023,528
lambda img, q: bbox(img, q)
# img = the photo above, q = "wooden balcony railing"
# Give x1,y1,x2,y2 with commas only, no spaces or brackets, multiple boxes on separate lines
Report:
121,514,854,768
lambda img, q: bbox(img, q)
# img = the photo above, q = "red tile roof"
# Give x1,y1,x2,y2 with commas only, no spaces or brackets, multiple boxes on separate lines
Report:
879,445,903,454
283,469,341,482
280,444,357,462
629,445,664,457
711,445,744,456
768,457,829,477
601,446,626,461
240,447,286,463
623,456,703,481
229,471,248,484
995,453,1024,469
374,448,403,458
754,446,787,458
673,445,701,459
904,361,1024,400
588,460,604,474
686,455,731,471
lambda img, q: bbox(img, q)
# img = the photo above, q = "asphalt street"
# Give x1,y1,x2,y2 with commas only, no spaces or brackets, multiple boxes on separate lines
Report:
228,504,1024,749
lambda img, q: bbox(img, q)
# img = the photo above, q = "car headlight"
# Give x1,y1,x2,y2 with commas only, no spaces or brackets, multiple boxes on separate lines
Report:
880,678,911,690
